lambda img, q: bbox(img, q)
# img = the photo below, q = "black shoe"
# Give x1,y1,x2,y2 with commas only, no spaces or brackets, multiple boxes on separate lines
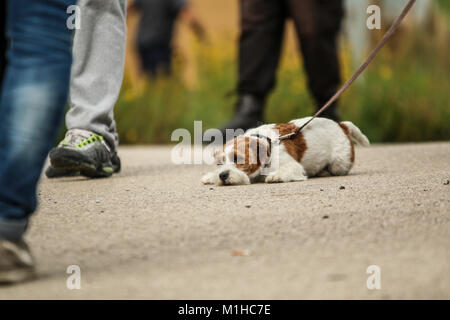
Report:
219,94,265,141
46,129,120,179
0,239,36,284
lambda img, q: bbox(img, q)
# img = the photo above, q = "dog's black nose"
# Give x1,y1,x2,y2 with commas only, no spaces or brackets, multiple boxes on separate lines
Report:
219,171,230,182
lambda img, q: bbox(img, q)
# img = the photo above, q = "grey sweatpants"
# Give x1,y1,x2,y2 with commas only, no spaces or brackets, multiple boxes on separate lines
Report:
67,0,127,152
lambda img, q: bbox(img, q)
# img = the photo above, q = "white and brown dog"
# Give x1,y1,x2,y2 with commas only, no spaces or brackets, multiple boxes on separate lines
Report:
201,117,370,186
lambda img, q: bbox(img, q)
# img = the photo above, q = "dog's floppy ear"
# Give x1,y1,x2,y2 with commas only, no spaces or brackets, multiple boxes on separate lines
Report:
249,137,271,166
213,148,224,164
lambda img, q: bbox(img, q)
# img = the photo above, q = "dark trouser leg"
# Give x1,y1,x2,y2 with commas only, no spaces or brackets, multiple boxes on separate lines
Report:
138,43,172,77
238,0,286,97
288,0,344,120
218,0,286,140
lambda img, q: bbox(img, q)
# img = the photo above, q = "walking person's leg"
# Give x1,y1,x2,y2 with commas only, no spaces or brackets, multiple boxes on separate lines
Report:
220,0,286,139
46,0,127,178
288,0,344,121
0,0,75,284
138,43,172,77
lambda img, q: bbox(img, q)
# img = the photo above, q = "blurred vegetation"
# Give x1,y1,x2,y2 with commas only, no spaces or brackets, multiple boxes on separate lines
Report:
112,5,450,145
437,0,450,15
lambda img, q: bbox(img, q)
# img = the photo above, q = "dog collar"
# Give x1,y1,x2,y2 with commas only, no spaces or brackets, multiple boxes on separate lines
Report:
250,134,272,168
250,134,272,149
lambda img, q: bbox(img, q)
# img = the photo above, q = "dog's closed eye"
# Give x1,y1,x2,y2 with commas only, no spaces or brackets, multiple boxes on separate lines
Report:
213,150,225,166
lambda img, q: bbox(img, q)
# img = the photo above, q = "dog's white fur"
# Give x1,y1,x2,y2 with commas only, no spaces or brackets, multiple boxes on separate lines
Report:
202,117,370,186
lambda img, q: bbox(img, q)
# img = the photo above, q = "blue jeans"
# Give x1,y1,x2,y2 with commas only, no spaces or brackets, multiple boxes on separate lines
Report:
0,0,76,241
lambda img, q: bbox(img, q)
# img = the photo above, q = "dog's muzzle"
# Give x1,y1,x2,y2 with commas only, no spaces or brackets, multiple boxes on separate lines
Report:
219,170,230,183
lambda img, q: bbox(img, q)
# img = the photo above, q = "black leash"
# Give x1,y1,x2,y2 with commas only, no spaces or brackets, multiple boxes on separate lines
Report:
278,0,416,141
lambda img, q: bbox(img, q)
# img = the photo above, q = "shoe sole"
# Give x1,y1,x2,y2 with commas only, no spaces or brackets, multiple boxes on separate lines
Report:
50,148,114,178
0,269,36,285
45,166,81,179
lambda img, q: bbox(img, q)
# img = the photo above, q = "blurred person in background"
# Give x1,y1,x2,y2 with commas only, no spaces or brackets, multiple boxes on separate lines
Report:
0,0,76,284
129,0,206,77
220,0,344,138
45,0,127,179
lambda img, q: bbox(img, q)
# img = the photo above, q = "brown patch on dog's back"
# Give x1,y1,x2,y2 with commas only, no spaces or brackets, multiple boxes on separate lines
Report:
339,122,355,163
274,123,307,162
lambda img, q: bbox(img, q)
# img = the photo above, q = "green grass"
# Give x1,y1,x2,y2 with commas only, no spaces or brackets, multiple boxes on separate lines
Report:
437,0,450,16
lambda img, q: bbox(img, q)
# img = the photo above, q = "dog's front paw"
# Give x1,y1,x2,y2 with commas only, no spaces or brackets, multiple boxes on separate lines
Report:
201,171,217,185
265,172,284,183
265,171,307,184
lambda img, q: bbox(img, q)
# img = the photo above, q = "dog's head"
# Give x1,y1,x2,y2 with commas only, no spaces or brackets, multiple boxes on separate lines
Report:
212,136,271,185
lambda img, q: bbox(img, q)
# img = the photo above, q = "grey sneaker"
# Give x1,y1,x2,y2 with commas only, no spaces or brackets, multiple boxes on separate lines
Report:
46,129,121,178
0,239,36,284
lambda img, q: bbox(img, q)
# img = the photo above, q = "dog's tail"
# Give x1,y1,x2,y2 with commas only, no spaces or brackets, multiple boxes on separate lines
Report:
340,121,370,147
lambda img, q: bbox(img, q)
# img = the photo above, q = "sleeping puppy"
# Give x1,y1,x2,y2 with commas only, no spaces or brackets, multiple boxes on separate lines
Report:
201,117,370,186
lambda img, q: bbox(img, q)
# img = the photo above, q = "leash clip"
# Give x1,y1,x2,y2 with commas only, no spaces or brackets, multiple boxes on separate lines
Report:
277,132,296,141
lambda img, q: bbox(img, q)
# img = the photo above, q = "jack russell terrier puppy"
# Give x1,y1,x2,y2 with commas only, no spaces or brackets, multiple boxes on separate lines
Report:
201,117,370,186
